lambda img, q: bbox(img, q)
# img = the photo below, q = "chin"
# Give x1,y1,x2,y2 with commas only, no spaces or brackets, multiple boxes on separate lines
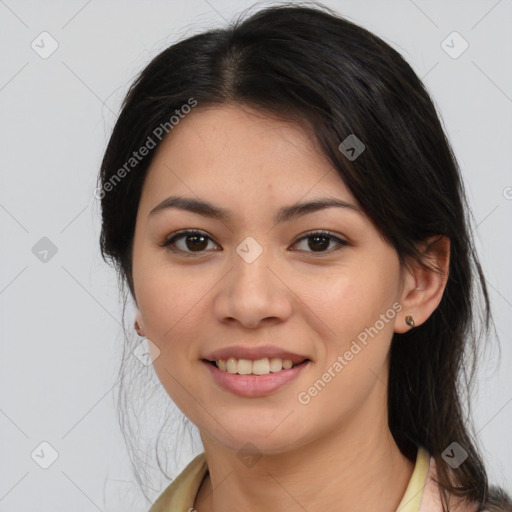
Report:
204,423,309,456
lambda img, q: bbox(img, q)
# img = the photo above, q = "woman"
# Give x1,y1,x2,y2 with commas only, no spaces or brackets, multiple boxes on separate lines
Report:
97,3,511,511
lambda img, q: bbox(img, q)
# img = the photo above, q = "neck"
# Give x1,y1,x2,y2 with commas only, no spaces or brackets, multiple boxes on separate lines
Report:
194,384,415,512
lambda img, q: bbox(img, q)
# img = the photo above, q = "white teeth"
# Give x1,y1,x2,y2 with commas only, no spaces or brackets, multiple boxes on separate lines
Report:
226,357,237,374
237,359,253,375
214,357,300,375
269,358,283,372
252,358,270,375
282,359,293,369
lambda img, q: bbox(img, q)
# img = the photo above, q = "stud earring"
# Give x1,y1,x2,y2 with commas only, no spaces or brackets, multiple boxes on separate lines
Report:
405,315,415,327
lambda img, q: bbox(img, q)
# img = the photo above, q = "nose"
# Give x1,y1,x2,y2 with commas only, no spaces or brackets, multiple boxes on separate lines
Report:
212,244,293,329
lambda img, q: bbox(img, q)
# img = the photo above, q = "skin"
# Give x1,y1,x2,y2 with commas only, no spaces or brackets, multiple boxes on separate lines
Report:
132,104,450,512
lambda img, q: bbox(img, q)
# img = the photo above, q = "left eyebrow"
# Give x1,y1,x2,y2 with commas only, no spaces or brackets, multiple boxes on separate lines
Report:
148,195,362,224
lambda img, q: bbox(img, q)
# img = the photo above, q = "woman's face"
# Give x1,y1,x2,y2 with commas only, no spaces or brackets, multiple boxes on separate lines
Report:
132,104,406,454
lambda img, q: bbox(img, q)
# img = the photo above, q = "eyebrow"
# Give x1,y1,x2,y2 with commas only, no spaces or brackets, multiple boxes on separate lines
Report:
148,195,361,224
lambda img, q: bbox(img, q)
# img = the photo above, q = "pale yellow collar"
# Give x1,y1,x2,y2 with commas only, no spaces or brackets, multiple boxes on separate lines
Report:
149,446,430,512
149,452,208,512
396,446,431,512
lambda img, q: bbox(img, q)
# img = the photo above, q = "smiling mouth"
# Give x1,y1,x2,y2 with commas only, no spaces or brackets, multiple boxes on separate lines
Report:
203,357,310,376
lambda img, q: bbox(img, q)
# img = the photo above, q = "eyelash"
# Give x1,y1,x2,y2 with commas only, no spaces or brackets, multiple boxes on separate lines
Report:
160,229,348,257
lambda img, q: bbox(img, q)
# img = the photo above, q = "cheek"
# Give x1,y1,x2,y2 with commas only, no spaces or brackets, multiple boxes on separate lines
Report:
135,266,214,422
296,255,401,385
292,270,399,430
135,259,207,338
133,263,204,383
294,257,400,339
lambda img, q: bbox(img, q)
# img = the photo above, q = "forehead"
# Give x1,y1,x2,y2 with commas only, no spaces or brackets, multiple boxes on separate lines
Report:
158,104,319,155
138,104,356,215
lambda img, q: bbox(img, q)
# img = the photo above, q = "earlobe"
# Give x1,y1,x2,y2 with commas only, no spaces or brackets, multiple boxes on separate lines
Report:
134,310,145,337
395,235,450,333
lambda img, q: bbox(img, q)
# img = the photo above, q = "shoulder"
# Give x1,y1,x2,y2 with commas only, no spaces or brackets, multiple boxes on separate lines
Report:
478,485,512,512
420,455,512,512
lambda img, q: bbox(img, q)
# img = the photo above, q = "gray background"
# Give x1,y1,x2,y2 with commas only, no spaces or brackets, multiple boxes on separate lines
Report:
1,0,511,510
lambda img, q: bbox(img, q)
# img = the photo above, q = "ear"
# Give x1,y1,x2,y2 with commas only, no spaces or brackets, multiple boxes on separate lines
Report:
394,235,450,333
134,309,146,337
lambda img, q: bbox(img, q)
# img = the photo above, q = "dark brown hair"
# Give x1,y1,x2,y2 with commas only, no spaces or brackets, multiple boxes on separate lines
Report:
97,2,511,509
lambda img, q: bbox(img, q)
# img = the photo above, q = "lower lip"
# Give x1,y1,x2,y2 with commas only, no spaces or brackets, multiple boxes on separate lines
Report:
202,360,310,397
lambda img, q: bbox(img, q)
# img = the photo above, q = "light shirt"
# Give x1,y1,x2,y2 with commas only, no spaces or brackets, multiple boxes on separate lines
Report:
148,446,474,512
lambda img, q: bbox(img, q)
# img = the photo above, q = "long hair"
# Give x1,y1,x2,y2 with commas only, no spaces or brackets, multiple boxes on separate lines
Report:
97,3,511,509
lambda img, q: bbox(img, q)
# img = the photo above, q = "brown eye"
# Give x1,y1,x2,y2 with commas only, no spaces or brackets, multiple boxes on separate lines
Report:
161,230,219,255
292,230,348,254
161,229,347,257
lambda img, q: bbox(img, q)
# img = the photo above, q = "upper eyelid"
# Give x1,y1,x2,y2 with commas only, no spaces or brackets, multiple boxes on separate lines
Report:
163,229,347,251
164,229,217,244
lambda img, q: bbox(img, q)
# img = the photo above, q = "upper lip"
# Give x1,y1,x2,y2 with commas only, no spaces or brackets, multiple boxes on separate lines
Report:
203,345,310,364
